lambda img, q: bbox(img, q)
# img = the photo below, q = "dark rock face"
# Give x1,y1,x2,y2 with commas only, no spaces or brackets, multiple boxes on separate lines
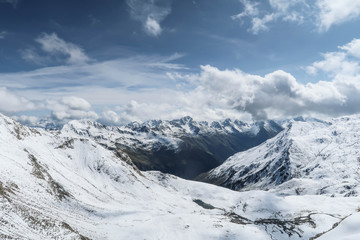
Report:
122,123,283,180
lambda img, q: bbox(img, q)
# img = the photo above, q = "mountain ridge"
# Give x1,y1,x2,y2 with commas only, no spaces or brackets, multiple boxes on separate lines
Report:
59,116,283,179
197,115,360,197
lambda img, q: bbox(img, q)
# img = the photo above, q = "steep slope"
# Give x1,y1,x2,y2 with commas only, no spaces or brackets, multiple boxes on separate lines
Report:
198,116,360,196
316,212,360,240
1,113,359,240
61,116,282,179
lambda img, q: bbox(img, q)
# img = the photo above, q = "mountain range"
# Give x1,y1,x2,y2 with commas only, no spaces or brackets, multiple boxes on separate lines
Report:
60,116,282,179
1,113,360,239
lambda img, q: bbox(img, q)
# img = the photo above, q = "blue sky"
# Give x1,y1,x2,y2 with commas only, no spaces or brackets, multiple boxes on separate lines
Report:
2,0,360,124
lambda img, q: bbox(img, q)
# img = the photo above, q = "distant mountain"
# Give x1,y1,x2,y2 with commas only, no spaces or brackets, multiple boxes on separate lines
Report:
61,116,283,179
197,116,360,197
1,113,359,240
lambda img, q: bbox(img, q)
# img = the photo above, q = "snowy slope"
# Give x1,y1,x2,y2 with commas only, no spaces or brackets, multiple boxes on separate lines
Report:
61,116,282,152
60,117,282,179
1,113,359,239
317,212,360,240
198,116,360,196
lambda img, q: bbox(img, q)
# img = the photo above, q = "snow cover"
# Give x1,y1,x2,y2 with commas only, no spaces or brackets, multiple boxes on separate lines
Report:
0,113,359,239
202,115,360,196
318,212,360,240
60,116,280,152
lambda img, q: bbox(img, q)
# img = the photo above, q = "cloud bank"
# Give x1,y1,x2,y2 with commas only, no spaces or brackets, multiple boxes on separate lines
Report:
4,34,360,125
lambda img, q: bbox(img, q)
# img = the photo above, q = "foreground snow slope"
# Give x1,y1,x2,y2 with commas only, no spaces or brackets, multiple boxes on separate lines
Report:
0,113,359,239
317,212,360,240
199,116,360,196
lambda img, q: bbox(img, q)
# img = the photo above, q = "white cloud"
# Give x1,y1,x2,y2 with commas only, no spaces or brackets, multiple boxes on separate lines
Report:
339,38,360,58
307,39,360,78
250,13,277,34
233,0,306,34
233,0,360,34
24,33,90,65
36,33,90,64
59,96,91,111
100,110,121,125
145,17,162,36
269,0,306,12
2,53,186,99
20,48,48,66
231,0,259,21
12,115,39,126
51,110,98,121
127,0,171,37
0,52,189,123
187,65,349,120
0,87,98,122
317,0,360,31
8,35,360,124
0,87,38,113
112,99,252,124
46,96,98,121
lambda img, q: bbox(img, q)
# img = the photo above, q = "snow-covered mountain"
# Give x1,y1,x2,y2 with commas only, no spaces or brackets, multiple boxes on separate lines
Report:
1,113,359,239
60,116,282,179
198,115,360,197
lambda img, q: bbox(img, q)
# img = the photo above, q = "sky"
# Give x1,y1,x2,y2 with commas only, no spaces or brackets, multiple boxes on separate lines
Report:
2,0,360,125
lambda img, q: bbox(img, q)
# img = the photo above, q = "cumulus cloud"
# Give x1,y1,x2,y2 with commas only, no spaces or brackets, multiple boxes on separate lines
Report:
12,115,39,126
307,39,360,77
339,38,360,58
0,93,98,122
59,96,91,111
46,96,98,121
176,36,360,120
186,65,349,120
127,0,171,37
317,0,360,31
233,0,360,34
0,88,98,123
100,110,121,125
0,87,38,113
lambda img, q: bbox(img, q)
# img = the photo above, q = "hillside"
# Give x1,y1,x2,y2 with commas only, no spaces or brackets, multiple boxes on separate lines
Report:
198,116,360,197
